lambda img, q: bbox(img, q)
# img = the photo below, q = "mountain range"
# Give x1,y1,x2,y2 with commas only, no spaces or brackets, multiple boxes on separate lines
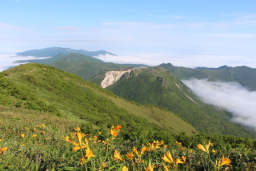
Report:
161,63,256,91
13,47,256,138
1,47,255,169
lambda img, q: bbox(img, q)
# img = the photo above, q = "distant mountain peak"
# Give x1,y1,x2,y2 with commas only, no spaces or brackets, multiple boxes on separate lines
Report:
17,47,117,57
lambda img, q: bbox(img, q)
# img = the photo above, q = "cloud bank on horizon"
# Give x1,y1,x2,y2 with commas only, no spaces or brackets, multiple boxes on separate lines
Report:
0,54,50,72
1,1,256,67
183,79,256,130
96,53,256,67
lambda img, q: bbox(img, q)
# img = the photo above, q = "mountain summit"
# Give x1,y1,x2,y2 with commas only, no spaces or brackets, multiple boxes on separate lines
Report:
17,47,117,57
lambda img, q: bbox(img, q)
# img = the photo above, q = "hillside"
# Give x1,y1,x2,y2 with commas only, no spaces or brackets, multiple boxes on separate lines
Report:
1,63,256,170
16,53,142,82
0,63,197,138
14,54,256,137
161,63,256,91
108,67,255,137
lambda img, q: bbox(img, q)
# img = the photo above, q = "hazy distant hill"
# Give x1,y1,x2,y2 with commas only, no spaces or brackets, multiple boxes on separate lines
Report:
16,53,143,81
161,63,256,91
17,47,117,57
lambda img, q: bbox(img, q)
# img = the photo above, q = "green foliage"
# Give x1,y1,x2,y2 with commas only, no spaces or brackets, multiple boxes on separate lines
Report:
109,67,256,138
17,53,141,82
0,63,255,170
1,63,196,141
0,109,255,170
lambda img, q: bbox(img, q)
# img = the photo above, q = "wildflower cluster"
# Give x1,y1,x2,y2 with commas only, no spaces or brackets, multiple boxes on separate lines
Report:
0,137,7,155
64,125,235,170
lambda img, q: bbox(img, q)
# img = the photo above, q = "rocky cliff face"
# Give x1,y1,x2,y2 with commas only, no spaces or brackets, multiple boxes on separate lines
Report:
101,69,132,88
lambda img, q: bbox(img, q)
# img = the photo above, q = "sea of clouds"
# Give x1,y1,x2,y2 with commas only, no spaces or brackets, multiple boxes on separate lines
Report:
0,54,50,72
183,79,256,130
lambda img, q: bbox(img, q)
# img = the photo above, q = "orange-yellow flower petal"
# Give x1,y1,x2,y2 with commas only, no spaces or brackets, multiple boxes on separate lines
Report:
141,145,147,155
133,147,139,156
80,157,85,166
182,156,186,163
102,162,107,168
85,147,94,160
76,132,83,145
122,166,128,171
114,150,123,161
74,127,81,132
126,152,133,160
72,146,81,152
162,155,171,163
176,141,182,146
220,156,231,166
175,158,184,164
166,151,174,163
146,162,154,171
197,144,207,153
111,129,118,137
0,147,7,154
114,125,122,131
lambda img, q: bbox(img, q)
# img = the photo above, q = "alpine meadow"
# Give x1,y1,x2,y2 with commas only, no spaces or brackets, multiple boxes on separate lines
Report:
1,1,256,170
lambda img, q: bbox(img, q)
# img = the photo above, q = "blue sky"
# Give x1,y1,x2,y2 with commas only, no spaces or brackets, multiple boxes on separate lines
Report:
1,0,256,67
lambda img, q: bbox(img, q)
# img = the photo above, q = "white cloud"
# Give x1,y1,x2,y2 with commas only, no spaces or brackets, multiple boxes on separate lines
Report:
183,79,256,130
96,54,168,66
1,15,256,67
96,54,256,68
0,54,50,72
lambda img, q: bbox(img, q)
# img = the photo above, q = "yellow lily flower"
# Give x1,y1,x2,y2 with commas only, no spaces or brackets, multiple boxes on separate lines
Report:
146,162,154,171
102,162,107,168
166,151,174,163
163,163,169,171
197,144,208,153
122,166,128,171
175,158,184,164
111,129,118,137
0,147,7,154
85,147,94,160
76,132,83,145
114,150,123,161
74,127,81,132
162,151,174,163
182,156,186,163
141,145,147,155
216,156,231,168
126,152,133,160
80,157,85,166
133,147,139,156
176,141,182,146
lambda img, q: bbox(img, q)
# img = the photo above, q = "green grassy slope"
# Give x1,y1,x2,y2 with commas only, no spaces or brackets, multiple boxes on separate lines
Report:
161,63,256,91
108,67,255,138
0,63,197,138
1,105,255,170
1,64,256,170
